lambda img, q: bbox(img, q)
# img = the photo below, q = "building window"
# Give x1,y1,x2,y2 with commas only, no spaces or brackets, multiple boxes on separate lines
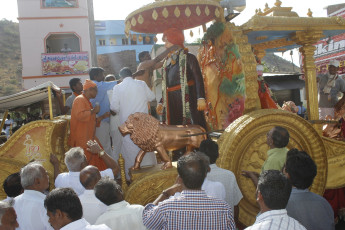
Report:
99,39,106,46
109,38,116,46
42,0,78,8
45,33,80,53
122,38,128,45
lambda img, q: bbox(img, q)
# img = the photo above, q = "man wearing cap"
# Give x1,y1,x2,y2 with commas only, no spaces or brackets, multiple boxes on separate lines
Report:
318,60,345,119
110,67,156,179
156,28,207,129
69,79,110,171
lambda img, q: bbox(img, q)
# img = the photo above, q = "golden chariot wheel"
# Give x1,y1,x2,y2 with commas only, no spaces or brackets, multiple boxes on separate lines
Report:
125,167,178,205
217,109,327,226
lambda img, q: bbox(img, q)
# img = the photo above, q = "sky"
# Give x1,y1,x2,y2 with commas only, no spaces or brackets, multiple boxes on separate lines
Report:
1,0,345,65
2,0,343,25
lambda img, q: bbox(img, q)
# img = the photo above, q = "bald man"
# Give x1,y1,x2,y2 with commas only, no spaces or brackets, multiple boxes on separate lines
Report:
79,166,107,224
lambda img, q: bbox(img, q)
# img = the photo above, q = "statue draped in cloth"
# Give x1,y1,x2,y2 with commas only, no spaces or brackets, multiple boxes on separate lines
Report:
157,28,207,129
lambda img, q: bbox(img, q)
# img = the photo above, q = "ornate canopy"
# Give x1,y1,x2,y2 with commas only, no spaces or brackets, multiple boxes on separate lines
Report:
125,0,222,35
241,2,345,53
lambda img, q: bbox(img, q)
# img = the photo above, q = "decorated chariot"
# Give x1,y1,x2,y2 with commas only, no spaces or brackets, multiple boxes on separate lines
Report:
1,0,345,227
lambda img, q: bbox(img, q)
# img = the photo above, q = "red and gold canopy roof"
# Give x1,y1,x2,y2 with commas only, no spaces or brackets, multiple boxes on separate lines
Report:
125,0,222,35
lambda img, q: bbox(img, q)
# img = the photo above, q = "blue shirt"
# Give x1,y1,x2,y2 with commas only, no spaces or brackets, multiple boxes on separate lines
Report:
90,81,117,123
286,188,335,230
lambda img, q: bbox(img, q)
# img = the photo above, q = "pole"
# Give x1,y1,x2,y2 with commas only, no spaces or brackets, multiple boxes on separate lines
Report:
47,86,53,120
0,110,9,133
62,91,66,106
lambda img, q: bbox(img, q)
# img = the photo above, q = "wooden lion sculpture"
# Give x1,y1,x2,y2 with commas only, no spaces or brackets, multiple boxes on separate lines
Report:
119,112,207,170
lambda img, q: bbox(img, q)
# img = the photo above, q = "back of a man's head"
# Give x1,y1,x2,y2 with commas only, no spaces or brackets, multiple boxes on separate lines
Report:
94,177,123,206
258,170,292,210
89,67,104,80
20,162,44,189
119,67,132,79
64,147,86,172
79,166,101,190
271,126,289,148
3,173,23,198
199,139,219,164
177,152,207,190
44,188,82,222
285,148,316,189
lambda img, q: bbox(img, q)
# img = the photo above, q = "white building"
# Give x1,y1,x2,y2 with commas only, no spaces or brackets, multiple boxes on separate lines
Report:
17,0,97,90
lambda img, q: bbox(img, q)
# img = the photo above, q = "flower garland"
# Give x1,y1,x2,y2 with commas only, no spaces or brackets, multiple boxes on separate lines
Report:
162,58,167,122
162,48,191,124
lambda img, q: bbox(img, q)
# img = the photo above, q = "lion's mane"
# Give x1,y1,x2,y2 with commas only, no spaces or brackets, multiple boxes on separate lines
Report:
126,113,159,152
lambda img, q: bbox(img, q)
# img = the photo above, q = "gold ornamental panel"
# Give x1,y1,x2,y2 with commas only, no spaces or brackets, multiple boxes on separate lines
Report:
217,109,327,226
322,137,345,189
0,119,69,199
125,166,178,205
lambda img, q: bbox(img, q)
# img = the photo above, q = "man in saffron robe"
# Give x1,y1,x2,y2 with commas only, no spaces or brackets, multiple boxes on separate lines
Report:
69,79,109,171
157,28,207,130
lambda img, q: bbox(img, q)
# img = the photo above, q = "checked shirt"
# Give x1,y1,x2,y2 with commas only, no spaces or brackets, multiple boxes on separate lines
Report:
142,190,235,230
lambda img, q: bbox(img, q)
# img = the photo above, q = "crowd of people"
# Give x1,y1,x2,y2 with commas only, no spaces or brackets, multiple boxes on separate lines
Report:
0,127,337,229
0,28,341,230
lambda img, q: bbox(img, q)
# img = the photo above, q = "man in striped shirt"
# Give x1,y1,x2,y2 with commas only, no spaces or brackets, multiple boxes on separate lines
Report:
142,152,235,230
245,170,306,230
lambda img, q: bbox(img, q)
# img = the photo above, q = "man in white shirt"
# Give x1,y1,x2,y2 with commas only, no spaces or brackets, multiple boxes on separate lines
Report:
245,170,306,230
199,139,243,224
106,77,122,162
53,144,118,196
197,152,225,200
14,162,53,230
44,188,110,230
79,166,108,224
317,60,345,119
110,67,157,179
94,177,146,230
172,152,225,201
0,200,19,230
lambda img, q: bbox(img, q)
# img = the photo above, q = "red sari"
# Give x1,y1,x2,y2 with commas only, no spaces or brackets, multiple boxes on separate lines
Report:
258,80,278,109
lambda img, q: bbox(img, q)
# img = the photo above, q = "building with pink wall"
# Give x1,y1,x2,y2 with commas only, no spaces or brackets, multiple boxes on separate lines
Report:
17,0,96,90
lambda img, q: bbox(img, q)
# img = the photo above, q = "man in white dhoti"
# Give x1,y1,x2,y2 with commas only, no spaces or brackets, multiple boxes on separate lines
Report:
107,89,122,162
110,67,157,179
